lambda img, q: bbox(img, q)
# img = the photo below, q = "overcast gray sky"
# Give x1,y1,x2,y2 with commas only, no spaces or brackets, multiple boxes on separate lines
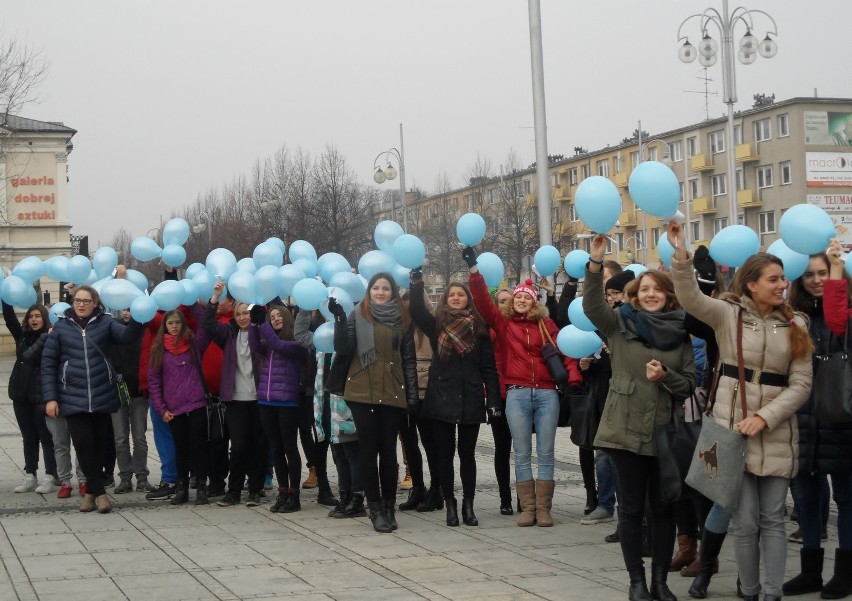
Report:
5,1,850,249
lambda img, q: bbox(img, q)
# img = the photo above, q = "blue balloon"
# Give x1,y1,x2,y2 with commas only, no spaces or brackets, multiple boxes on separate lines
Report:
255,265,280,304
45,256,69,282
253,241,283,269
206,248,238,281
161,245,187,268
456,213,487,246
779,204,836,255
330,271,366,301
266,237,286,255
292,258,318,278
312,321,335,353
767,239,810,281
392,234,426,269
151,280,185,311
477,252,505,287
288,240,317,263
557,325,603,359
390,263,411,288
131,237,162,262
534,245,561,277
184,262,205,279
278,264,307,298
626,263,648,276
192,270,216,302
91,277,110,296
125,269,149,292
100,279,142,310
180,279,199,306
228,271,257,305
1,275,35,307
84,269,99,286
317,253,351,283
236,257,257,274
567,297,596,332
358,250,395,282
292,278,328,311
162,218,190,246
130,295,158,323
564,250,590,279
320,287,354,321
49,302,71,325
628,161,680,217
575,176,622,233
656,234,689,269
12,256,44,283
67,255,93,285
92,247,118,280
709,225,760,268
374,221,405,251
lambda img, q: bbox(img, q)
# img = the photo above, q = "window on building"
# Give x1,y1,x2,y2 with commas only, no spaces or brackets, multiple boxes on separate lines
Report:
651,227,661,248
597,159,609,177
523,179,531,194
709,130,725,154
464,194,473,211
636,230,646,250
690,220,700,242
711,174,727,197
571,240,580,251
687,136,698,156
780,161,792,185
736,168,745,191
689,178,699,200
754,118,772,142
671,141,684,162
758,211,776,235
567,203,577,222
734,124,743,145
680,183,685,204
616,232,624,253
553,206,562,223
568,167,578,185
489,189,497,205
778,114,789,138
631,151,640,169
713,217,728,235
605,237,614,254
756,165,773,188
738,213,745,226
551,172,561,186
581,164,590,180
647,146,659,162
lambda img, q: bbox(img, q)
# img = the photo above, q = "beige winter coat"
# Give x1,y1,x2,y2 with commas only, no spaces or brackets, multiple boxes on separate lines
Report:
671,257,812,478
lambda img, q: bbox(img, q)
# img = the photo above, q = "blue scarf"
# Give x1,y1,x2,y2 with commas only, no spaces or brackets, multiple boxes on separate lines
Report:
615,304,688,351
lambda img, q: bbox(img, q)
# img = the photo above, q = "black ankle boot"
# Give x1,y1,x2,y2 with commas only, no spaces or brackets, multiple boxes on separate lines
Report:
316,477,338,507
688,530,726,599
170,479,189,505
584,487,598,515
782,547,824,596
629,569,652,601
416,485,443,512
650,565,677,601
499,487,514,515
446,497,459,527
195,485,209,505
399,485,427,511
383,499,398,530
342,493,366,518
329,491,350,517
367,501,393,533
462,497,478,526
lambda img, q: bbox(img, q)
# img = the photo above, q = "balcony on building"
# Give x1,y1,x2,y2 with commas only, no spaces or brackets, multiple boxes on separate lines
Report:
552,184,570,201
692,197,717,215
737,188,762,208
735,142,760,163
691,153,715,172
614,171,629,188
619,209,637,227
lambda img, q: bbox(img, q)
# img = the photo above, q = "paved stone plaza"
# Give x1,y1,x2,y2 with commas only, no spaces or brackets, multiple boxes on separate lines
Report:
0,357,827,600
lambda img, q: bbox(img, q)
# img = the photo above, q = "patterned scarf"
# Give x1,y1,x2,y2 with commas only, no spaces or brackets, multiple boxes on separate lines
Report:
437,310,476,365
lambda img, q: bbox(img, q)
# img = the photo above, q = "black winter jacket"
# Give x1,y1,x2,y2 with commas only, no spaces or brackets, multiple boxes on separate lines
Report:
409,282,500,424
3,302,48,405
41,306,145,416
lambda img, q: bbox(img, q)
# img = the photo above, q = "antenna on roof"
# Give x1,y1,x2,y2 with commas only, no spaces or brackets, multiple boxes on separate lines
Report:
683,68,719,120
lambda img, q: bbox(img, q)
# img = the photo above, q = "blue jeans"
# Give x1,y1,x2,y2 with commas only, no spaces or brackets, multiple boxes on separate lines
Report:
505,387,559,482
705,502,731,534
797,471,852,549
150,404,176,484
595,450,617,513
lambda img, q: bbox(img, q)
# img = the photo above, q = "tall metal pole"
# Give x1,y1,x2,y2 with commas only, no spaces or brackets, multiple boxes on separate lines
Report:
398,123,408,231
528,0,552,247
721,0,739,224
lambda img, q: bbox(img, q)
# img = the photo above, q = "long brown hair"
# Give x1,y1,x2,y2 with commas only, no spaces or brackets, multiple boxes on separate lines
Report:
789,253,852,314
22,304,49,336
723,253,813,359
267,304,295,340
625,270,681,312
359,272,411,331
434,283,489,337
149,309,194,371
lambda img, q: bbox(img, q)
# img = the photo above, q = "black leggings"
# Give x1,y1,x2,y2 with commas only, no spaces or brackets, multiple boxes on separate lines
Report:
66,412,112,496
299,393,317,470
224,401,267,495
609,449,676,572
580,447,596,492
399,415,425,488
347,402,405,502
489,411,512,502
168,407,210,485
13,401,56,476
675,493,713,538
260,404,302,490
429,419,480,500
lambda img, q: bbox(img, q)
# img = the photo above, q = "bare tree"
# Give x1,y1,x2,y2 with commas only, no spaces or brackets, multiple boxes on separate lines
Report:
493,150,538,286
419,171,466,289
0,34,48,127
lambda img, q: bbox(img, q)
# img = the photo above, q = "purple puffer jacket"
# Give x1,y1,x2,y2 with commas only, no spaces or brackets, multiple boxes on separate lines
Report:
148,332,210,418
248,321,307,407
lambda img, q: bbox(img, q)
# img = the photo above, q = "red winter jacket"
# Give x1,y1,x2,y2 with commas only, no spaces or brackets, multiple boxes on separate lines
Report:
823,279,852,337
469,271,581,390
138,305,199,396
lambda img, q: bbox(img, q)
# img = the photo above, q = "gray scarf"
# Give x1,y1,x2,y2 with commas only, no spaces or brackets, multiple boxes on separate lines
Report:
354,299,402,369
615,304,688,351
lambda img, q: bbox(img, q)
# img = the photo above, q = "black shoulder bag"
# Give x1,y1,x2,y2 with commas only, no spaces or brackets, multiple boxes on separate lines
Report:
189,346,226,442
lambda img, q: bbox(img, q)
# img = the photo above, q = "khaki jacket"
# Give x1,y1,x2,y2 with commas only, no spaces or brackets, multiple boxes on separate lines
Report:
671,257,812,478
584,268,696,456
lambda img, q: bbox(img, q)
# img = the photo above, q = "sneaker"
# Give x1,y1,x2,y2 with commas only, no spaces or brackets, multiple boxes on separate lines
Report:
580,506,614,524
79,483,87,497
136,478,153,493
788,527,803,544
57,483,73,499
217,492,240,507
246,492,261,507
113,479,133,494
263,475,273,491
14,474,37,493
145,481,176,501
34,475,55,494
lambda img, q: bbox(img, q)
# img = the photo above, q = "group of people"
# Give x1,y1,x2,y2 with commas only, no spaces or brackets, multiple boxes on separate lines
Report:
4,222,852,600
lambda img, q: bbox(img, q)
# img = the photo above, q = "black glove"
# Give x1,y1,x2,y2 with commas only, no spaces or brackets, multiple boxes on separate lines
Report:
462,246,478,268
410,266,423,283
568,384,582,395
250,304,267,325
327,297,346,319
407,398,421,418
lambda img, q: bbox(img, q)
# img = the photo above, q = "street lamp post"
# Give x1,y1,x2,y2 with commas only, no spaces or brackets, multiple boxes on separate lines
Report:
373,123,408,230
677,0,778,223
192,210,213,251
